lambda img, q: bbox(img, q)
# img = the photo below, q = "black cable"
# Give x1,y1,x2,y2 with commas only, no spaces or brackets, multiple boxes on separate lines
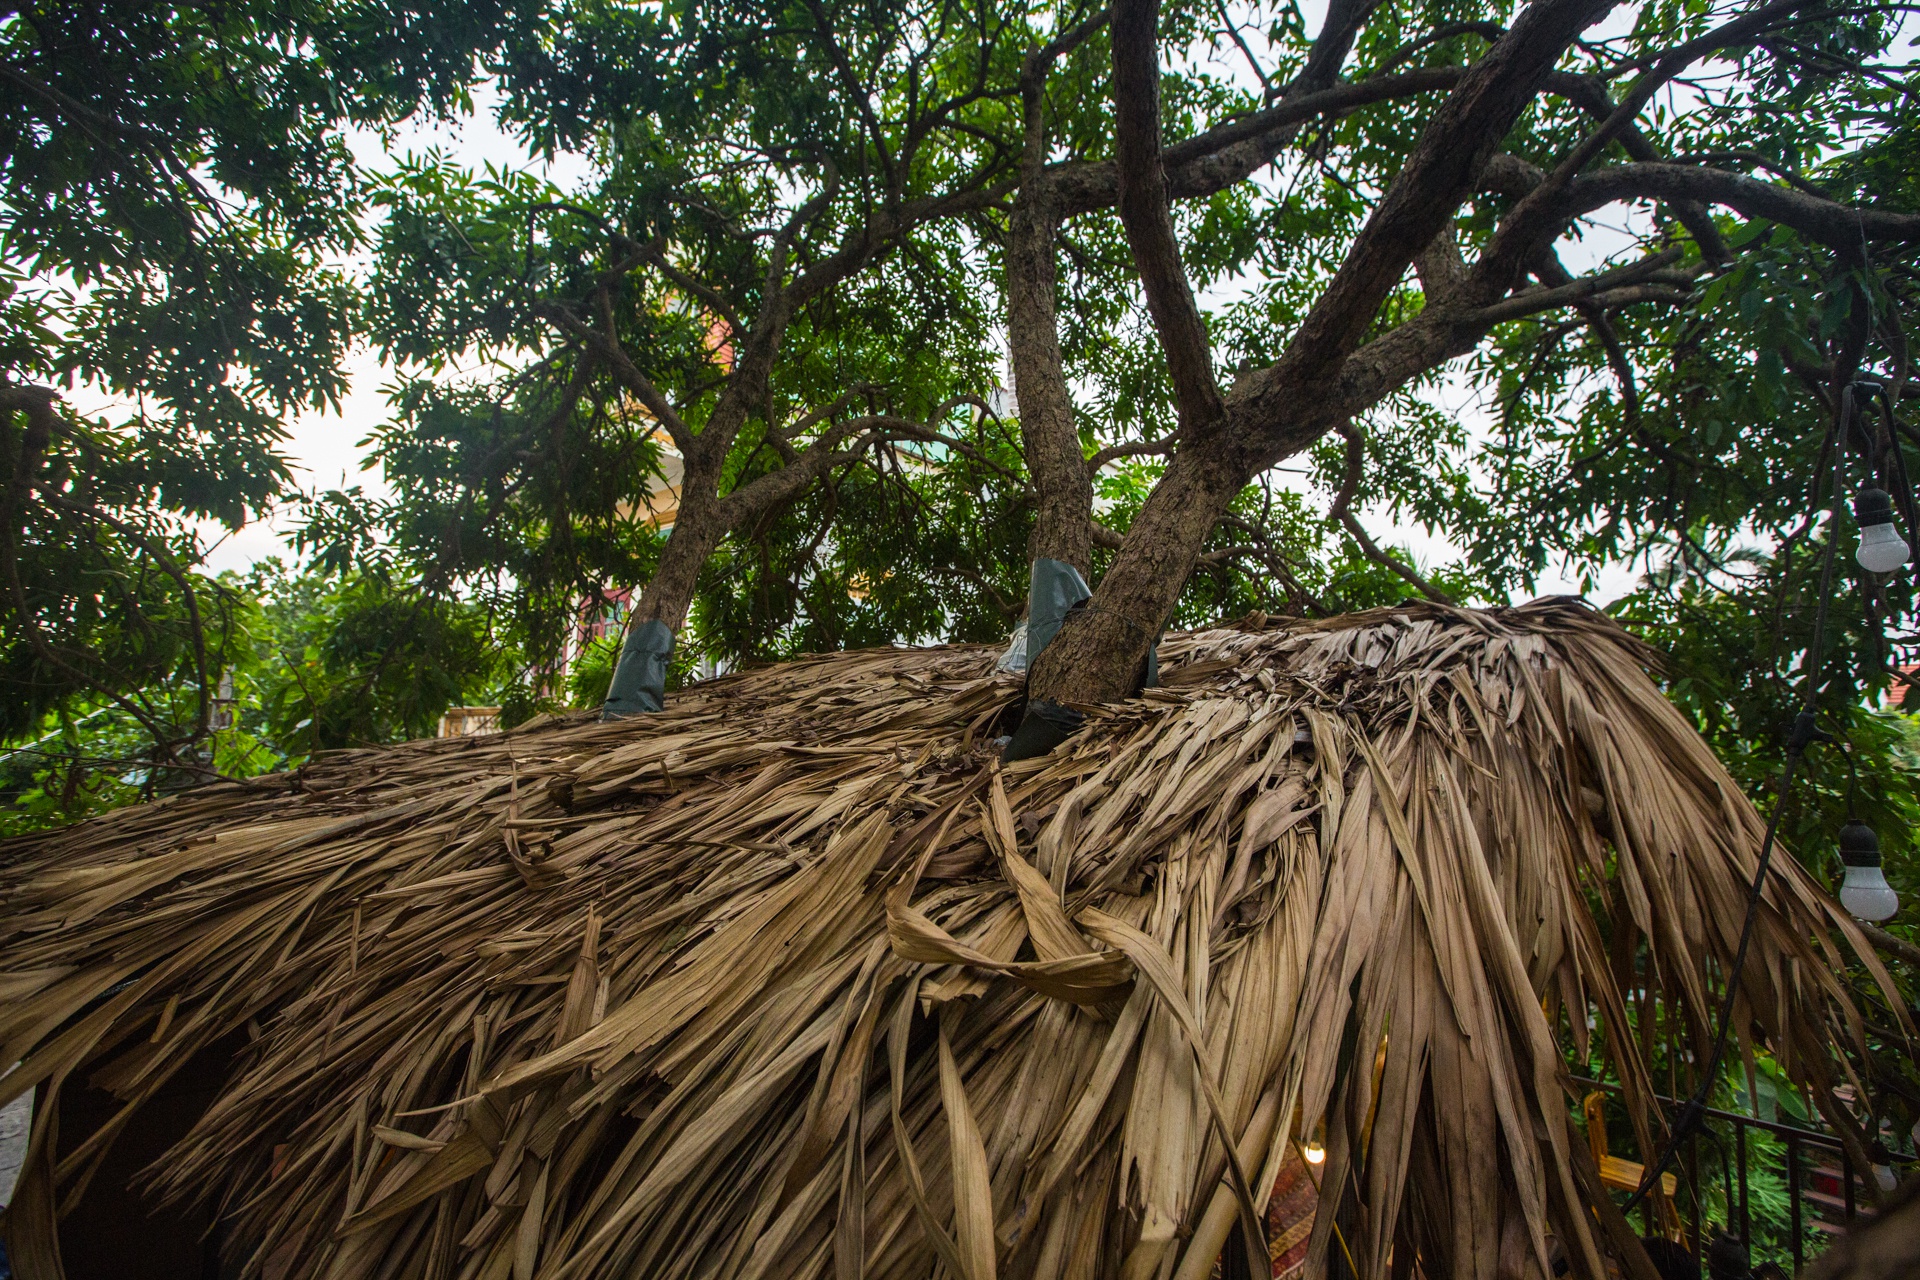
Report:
1877,396,1920,556
1621,383,1855,1215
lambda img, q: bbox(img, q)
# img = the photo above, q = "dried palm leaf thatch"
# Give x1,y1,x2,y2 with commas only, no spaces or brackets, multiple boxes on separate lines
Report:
0,600,1902,1280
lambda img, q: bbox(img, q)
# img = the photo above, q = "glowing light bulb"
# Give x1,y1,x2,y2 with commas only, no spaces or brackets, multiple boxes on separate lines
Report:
1853,488,1909,574
1301,1119,1327,1165
1837,822,1900,923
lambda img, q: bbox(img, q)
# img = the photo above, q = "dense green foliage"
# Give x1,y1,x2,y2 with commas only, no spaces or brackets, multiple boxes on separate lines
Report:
0,559,511,835
0,0,547,773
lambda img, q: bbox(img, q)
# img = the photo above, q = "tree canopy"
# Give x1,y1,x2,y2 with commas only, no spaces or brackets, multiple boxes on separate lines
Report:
5,0,1920,916
0,0,553,776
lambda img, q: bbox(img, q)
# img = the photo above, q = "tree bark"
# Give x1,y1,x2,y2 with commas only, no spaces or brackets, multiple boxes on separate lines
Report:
1026,433,1244,704
1005,17,1113,580
628,478,728,632
1008,186,1093,577
602,454,728,717
607,408,922,713
1111,0,1227,440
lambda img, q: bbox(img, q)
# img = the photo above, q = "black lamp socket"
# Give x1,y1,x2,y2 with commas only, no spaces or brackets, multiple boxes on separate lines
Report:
1837,820,1883,869
1853,487,1896,528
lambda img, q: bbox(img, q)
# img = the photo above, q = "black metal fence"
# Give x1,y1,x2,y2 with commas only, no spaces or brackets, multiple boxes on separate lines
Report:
1575,1077,1917,1272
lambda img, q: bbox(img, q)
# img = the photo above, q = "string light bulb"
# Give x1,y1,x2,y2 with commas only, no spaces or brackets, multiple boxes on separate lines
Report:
1302,1121,1326,1165
1837,821,1900,923
1853,487,1910,574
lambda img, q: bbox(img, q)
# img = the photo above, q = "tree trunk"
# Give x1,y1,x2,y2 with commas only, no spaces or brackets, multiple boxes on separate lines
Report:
603,417,887,715
630,481,727,631
612,304,777,639
1026,433,1244,704
1008,191,1093,577
600,454,727,717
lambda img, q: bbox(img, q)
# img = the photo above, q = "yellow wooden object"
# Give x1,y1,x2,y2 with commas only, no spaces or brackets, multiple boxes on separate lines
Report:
1583,1091,1680,1238
1582,1091,1677,1197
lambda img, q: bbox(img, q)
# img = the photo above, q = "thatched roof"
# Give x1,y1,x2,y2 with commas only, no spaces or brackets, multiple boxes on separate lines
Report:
0,600,1895,1280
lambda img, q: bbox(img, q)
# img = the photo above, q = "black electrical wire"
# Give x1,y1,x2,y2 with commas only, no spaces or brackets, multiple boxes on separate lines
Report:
1620,383,1857,1215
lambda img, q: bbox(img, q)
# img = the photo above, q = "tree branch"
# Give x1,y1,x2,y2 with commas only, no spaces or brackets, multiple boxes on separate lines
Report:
1552,0,1809,187
1089,435,1179,469
800,0,896,189
1111,0,1227,439
1373,20,1506,74
1328,424,1455,605
713,411,965,527
1542,70,1728,261
1021,5,1111,94
1049,68,1459,217
1858,922,1920,970
1465,247,1693,325
532,302,697,453
1349,0,1623,353
924,563,1023,618
1563,163,1920,248
44,492,215,740
776,384,881,443
632,241,746,341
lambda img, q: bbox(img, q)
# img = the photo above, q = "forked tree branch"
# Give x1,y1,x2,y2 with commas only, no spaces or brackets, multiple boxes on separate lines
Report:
713,412,959,528
1473,0,1824,290
1220,0,1619,466
776,385,880,444
799,0,896,188
1542,70,1727,261
1021,5,1111,94
1273,0,1619,382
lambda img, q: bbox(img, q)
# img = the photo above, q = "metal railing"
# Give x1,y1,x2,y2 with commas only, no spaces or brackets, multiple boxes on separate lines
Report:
1574,1077,1916,1271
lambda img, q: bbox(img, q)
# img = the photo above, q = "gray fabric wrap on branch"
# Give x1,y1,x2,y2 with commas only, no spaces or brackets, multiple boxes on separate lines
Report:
1024,557,1092,664
602,618,674,719
1020,557,1159,686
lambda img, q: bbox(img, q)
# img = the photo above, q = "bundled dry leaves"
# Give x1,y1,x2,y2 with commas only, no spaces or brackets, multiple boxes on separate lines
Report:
0,600,1901,1280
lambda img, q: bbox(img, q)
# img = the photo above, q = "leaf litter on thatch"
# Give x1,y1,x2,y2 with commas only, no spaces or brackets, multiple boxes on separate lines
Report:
0,600,1904,1280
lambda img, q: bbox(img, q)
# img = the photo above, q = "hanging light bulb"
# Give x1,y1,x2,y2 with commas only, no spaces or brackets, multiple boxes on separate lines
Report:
1302,1120,1326,1165
1853,487,1910,574
1837,821,1900,922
